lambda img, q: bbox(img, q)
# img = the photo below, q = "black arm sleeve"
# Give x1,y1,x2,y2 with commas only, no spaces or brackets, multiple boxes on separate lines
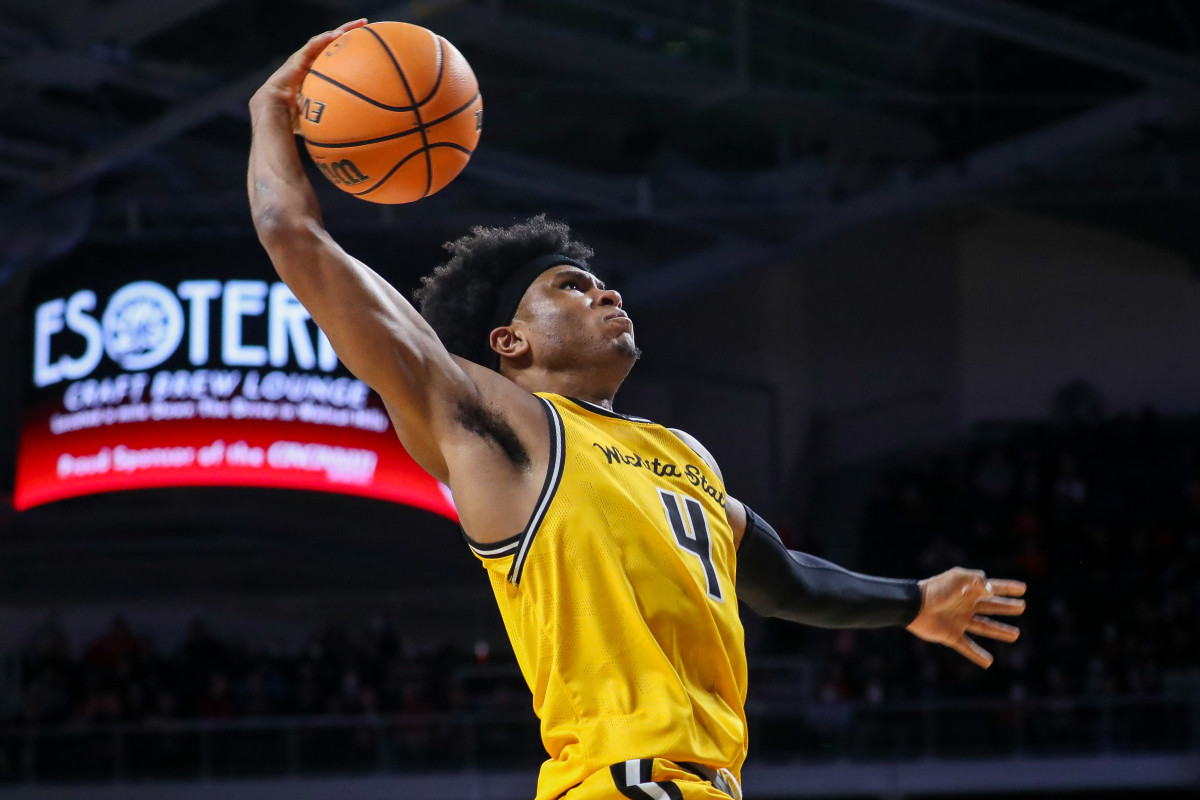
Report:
735,504,923,629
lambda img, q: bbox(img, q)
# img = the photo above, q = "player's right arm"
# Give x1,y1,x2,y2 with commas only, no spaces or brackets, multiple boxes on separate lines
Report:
672,427,1026,667
246,24,545,516
731,499,1028,667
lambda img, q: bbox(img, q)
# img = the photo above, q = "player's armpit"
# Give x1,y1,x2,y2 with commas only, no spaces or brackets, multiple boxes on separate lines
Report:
256,223,546,489
735,505,923,629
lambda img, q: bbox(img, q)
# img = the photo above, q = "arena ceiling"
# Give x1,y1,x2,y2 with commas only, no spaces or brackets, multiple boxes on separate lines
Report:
3,0,1200,601
1,0,1200,296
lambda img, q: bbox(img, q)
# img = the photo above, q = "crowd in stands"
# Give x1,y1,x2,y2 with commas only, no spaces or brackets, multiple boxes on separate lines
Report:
774,408,1200,715
11,615,526,727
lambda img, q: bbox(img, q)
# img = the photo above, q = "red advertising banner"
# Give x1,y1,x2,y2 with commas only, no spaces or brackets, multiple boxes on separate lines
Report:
14,262,457,521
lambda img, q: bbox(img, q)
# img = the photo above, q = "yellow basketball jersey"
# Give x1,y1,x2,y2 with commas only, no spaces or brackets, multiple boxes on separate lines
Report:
465,393,748,800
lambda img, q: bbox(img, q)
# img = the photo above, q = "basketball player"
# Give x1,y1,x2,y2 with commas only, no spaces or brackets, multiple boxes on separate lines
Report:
248,21,1027,800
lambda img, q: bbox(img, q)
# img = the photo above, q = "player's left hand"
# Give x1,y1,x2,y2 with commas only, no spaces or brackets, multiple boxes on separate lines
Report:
904,567,1026,669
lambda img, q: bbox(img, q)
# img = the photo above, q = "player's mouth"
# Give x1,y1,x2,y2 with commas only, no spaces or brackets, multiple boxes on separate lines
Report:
606,315,633,331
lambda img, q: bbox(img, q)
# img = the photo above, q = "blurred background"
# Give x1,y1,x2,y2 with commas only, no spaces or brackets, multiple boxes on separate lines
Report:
1,0,1199,798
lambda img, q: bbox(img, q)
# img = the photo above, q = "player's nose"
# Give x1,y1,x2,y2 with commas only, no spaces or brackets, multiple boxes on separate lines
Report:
597,288,623,308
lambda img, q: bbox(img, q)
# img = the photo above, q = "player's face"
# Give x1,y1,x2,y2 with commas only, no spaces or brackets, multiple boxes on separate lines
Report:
515,266,641,369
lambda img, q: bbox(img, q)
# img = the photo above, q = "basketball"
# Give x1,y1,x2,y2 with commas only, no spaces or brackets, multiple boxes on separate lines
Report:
297,21,482,204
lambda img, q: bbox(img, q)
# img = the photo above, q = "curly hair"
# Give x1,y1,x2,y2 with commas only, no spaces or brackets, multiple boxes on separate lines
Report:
414,215,595,368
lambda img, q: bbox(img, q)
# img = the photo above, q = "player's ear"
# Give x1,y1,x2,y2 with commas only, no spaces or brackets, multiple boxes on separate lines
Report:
489,324,529,362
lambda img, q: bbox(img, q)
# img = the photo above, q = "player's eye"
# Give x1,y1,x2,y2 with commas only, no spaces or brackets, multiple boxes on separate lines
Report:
562,280,580,291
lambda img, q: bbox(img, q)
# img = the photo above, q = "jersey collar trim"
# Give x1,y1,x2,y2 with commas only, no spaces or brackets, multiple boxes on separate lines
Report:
564,396,654,424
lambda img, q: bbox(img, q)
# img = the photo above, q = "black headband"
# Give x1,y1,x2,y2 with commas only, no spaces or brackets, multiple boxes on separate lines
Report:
486,254,586,371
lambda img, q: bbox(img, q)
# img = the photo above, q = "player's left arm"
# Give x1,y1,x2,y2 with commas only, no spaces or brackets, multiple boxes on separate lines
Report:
669,428,1027,669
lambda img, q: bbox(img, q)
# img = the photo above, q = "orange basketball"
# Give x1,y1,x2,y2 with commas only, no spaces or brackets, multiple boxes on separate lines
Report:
298,21,482,204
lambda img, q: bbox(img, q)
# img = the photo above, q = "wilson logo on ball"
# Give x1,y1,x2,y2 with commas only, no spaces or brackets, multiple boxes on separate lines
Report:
317,160,369,186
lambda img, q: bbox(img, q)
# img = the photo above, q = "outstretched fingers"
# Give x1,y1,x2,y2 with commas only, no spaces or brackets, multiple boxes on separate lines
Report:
986,579,1027,597
966,615,1020,643
948,634,994,669
976,596,1026,616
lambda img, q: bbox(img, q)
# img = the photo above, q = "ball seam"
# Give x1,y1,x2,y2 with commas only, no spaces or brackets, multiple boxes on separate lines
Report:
415,37,446,107
363,25,433,198
307,69,423,113
304,91,480,149
350,143,473,196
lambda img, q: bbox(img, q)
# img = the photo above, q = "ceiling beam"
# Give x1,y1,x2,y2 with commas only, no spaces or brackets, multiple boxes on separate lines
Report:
0,0,465,207
437,6,936,161
864,0,1200,94
624,91,1200,304
21,69,271,199
89,0,232,48
0,8,223,95
0,134,68,166
0,161,44,183
465,148,641,213
2,0,776,256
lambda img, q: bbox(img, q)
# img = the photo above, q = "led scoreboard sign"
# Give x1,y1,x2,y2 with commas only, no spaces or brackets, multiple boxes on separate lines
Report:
15,262,457,521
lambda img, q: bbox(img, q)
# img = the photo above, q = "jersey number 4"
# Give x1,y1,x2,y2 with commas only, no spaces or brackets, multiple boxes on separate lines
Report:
657,489,723,602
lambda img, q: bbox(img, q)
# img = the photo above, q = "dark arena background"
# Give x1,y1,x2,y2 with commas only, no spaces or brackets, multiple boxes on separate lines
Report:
1,1,1199,798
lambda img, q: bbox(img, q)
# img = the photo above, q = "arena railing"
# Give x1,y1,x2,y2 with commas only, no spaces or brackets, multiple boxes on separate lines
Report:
1,694,1196,784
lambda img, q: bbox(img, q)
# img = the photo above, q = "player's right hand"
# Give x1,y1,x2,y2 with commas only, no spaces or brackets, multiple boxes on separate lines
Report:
249,19,368,127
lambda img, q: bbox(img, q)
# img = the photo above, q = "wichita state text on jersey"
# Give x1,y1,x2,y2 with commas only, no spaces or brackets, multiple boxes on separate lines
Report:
465,393,747,800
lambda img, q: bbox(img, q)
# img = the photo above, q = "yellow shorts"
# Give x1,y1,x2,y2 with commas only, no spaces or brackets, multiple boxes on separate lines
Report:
563,758,741,800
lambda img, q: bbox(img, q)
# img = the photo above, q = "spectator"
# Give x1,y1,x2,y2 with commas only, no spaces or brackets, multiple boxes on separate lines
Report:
82,615,141,673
